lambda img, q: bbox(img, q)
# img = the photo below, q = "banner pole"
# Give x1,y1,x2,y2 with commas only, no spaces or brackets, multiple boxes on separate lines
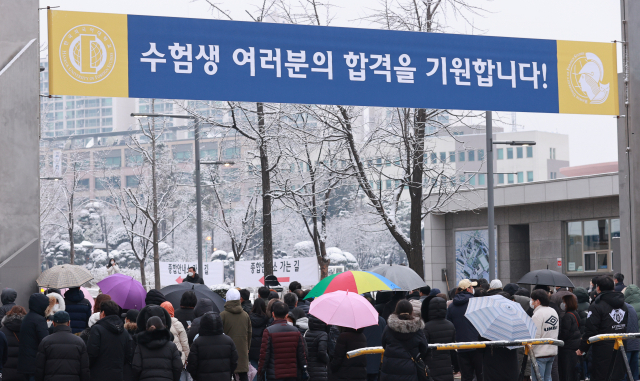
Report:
486,111,496,280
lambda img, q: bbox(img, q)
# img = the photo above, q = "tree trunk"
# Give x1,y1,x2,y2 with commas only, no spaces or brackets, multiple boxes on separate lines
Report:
68,227,75,265
318,240,330,279
408,108,427,278
257,102,274,276
139,258,146,289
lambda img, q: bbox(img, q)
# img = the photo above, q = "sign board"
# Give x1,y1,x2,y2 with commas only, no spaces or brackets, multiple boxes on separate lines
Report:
234,257,319,288
557,258,562,267
48,10,618,115
159,261,224,287
328,266,345,276
52,150,62,177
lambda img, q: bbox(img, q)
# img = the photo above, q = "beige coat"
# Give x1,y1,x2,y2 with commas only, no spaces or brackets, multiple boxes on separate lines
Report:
220,300,252,373
170,316,189,364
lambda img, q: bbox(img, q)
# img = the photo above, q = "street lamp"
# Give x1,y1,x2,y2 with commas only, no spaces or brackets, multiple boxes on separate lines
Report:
484,110,536,280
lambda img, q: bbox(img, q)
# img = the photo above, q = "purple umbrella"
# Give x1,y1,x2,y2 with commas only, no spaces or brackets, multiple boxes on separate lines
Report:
97,274,146,310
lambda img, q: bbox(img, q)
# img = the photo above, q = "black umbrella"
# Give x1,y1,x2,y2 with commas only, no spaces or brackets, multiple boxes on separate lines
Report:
517,269,574,288
160,283,225,313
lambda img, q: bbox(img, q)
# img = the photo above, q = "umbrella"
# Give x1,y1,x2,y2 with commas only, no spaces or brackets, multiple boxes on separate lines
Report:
97,274,146,310
37,264,93,288
368,264,425,291
309,290,379,329
305,271,401,299
160,283,225,313
465,295,537,342
517,269,574,288
60,287,94,309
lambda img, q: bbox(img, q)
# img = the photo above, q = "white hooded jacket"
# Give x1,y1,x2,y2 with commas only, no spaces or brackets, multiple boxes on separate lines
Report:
531,305,559,357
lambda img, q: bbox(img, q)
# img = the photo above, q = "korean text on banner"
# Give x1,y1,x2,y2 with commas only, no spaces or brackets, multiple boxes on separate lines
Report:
160,261,224,287
47,10,618,116
234,257,319,288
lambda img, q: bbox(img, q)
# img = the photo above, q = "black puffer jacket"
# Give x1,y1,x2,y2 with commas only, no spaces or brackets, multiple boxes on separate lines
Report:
187,298,215,345
0,288,17,320
174,307,195,331
1,313,22,381
132,328,182,381
186,312,238,380
183,273,204,285
64,288,92,334
136,305,172,334
305,315,329,381
380,314,429,381
35,325,91,381
329,329,367,381
87,315,133,381
144,289,167,306
422,297,455,381
559,310,581,350
445,291,479,352
18,293,50,375
249,313,270,362
580,290,629,381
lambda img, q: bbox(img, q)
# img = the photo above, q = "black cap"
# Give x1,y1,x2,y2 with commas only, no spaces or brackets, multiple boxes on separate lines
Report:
52,310,70,324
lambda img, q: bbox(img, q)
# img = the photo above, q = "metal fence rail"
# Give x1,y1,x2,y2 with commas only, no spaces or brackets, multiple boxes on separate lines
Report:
587,333,640,381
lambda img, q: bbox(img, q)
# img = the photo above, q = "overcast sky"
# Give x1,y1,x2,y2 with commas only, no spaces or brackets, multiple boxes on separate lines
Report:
39,0,623,166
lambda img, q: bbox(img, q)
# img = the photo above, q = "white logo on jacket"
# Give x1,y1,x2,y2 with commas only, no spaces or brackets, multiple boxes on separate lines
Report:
610,309,625,324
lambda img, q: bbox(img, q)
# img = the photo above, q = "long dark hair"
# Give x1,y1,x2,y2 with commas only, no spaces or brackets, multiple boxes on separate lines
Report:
106,258,116,268
252,297,267,317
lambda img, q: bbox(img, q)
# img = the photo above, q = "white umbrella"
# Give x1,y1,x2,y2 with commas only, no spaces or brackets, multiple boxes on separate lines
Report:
368,264,425,291
37,264,93,288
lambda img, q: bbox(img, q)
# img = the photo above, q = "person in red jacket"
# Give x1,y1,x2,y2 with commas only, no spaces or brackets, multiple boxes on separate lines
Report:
258,302,307,381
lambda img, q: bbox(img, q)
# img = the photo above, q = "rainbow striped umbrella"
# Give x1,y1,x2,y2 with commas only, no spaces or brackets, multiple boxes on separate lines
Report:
305,271,401,299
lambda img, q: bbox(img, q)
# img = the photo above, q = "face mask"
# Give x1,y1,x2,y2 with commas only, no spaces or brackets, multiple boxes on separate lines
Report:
529,300,535,309
189,272,194,277
560,303,566,311
53,305,60,312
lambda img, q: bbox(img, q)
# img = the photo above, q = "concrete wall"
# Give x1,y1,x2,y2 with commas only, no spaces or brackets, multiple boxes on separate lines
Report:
0,0,41,307
443,196,619,289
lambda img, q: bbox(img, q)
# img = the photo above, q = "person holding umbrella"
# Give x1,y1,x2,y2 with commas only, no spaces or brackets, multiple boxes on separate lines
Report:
446,280,482,381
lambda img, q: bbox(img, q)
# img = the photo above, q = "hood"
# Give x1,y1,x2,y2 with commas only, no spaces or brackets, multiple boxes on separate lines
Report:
387,313,425,334
1,313,24,332
96,314,125,334
88,312,101,327
45,292,66,317
250,313,270,328
194,298,215,318
64,287,86,303
1,288,17,305
624,285,640,305
452,291,473,306
574,287,590,303
136,328,172,349
308,314,328,332
426,297,447,321
597,290,626,309
29,293,50,316
136,305,172,334
224,300,243,314
503,283,519,296
124,321,138,333
200,312,223,336
296,317,309,331
145,289,166,306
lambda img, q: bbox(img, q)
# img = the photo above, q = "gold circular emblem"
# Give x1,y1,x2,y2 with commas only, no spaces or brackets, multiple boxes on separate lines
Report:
59,24,116,84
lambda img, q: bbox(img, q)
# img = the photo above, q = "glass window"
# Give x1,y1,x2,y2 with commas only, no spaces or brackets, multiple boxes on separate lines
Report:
497,148,503,160
55,112,63,120
550,148,553,159
173,151,192,162
612,219,621,238
468,174,475,186
507,148,513,159
431,153,437,164
66,121,75,129
200,149,217,159
223,147,240,159
479,174,486,186
102,118,112,126
376,158,382,167
104,156,121,168
508,173,514,184
517,147,523,158
567,222,583,272
102,108,112,116
584,220,609,251
526,146,533,158
55,102,63,110
87,119,100,127
77,179,89,190
386,180,392,189
86,109,100,117
527,171,534,182
66,101,74,109
459,151,465,162
127,154,143,166
584,252,596,272
85,99,100,108
449,152,455,162
126,175,139,188
517,172,524,183
76,100,84,108
498,174,504,184
478,149,485,161
468,150,475,161
440,152,446,162
101,98,112,106
66,111,75,119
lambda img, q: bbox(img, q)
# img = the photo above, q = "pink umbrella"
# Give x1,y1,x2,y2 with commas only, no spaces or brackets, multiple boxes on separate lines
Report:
60,287,94,309
97,274,146,310
309,290,379,329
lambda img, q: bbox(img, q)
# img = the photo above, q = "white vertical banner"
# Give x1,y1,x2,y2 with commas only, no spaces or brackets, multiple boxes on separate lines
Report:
159,261,224,287
234,257,319,288
52,150,62,177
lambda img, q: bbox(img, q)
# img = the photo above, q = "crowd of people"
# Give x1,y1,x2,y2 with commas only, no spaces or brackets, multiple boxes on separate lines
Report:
0,272,637,381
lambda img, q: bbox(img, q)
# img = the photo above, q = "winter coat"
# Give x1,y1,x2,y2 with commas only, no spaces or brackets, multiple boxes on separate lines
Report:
422,297,455,381
242,300,253,315
35,325,91,381
0,288,17,321
258,319,307,381
249,313,270,362
558,310,581,351
304,315,329,381
574,287,590,328
380,314,429,381
144,289,167,306
87,314,133,381
624,284,640,327
615,281,626,292
531,306,559,357
445,291,480,352
183,273,204,285
329,330,367,381
186,312,238,380
220,300,252,373
579,290,630,381
174,307,196,332
286,303,307,320
187,298,215,345
107,263,120,276
132,328,182,381
136,304,172,334
298,300,310,316
296,316,309,333
169,316,189,364
625,303,640,352
362,316,386,375
63,288,92,334
381,292,406,322
18,293,50,375
0,331,6,372
1,313,23,381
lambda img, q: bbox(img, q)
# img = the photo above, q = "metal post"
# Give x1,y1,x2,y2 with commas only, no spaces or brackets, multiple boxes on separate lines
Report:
486,111,496,279
194,120,204,275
